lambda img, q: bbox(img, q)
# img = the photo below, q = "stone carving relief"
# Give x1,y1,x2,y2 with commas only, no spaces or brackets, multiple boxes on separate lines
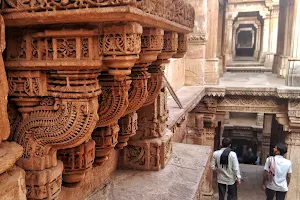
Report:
217,96,287,113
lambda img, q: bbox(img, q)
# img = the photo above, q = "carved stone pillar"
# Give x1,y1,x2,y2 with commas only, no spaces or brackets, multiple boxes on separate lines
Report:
286,0,300,86
257,113,264,127
259,12,271,63
116,27,165,150
187,97,217,147
185,0,207,86
286,99,300,199
274,0,293,78
262,114,272,165
6,28,101,199
119,31,179,171
254,24,261,59
265,8,279,69
224,12,237,64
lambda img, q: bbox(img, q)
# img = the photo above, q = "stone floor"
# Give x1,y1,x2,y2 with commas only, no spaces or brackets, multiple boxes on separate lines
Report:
213,164,265,200
220,72,285,87
88,143,212,200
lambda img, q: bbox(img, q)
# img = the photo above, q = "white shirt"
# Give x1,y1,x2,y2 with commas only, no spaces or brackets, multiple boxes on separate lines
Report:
264,155,292,192
211,148,241,185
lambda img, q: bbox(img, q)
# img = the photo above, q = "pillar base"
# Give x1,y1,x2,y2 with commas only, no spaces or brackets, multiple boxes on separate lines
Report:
26,161,63,200
264,53,275,69
286,59,300,86
276,55,289,78
119,129,173,171
58,140,95,184
205,58,219,85
0,166,26,200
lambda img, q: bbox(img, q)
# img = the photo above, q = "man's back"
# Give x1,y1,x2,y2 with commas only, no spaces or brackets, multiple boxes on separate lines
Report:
212,148,241,185
264,155,292,192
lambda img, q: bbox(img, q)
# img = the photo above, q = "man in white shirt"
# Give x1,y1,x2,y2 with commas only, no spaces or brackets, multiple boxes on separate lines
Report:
263,143,292,200
212,138,241,200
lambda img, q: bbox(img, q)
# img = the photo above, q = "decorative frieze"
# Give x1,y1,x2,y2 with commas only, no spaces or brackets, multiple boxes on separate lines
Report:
100,22,142,80
217,96,287,113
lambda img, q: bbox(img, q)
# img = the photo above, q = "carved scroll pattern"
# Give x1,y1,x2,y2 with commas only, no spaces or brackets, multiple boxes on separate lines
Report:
124,70,149,115
117,112,138,149
144,65,163,106
11,97,99,171
97,74,131,127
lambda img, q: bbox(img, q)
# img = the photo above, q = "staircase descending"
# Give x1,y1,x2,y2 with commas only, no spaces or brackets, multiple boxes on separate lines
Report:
226,57,272,73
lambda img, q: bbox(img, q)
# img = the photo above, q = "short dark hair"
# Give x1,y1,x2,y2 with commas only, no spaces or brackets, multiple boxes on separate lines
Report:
222,138,232,148
276,143,287,155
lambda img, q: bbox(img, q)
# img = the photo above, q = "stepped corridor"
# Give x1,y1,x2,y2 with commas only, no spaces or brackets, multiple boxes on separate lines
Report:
0,0,300,200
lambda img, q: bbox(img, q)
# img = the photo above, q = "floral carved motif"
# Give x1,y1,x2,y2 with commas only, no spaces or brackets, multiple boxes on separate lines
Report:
100,22,142,80
57,139,95,183
5,29,101,71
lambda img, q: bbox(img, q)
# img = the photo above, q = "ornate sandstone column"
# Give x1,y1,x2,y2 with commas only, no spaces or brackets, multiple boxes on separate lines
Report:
259,11,271,63
119,31,182,171
6,28,101,199
224,12,237,65
286,0,300,86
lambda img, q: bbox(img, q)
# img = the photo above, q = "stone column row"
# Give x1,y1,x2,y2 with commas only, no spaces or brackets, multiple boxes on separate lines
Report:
4,22,188,199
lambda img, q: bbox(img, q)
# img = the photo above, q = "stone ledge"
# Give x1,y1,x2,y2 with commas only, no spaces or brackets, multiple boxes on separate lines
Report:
167,86,205,129
88,143,212,200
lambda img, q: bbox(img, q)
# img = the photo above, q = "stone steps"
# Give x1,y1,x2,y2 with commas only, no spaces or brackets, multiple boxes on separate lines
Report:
226,67,272,73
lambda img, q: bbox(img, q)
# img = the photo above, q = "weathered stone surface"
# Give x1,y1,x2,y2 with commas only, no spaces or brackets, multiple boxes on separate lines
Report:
0,166,26,200
58,150,119,200
0,16,10,142
88,143,212,200
0,141,23,175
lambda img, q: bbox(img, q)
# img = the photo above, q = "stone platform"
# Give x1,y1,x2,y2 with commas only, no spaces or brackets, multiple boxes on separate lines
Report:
88,143,212,200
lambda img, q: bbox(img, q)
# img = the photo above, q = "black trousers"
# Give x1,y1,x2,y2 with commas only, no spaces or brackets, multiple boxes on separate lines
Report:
266,188,287,200
218,183,237,200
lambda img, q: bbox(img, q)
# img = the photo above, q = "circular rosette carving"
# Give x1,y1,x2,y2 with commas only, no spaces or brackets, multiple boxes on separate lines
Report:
124,70,150,115
116,112,138,149
57,139,95,184
92,123,119,165
97,73,131,127
143,66,163,106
